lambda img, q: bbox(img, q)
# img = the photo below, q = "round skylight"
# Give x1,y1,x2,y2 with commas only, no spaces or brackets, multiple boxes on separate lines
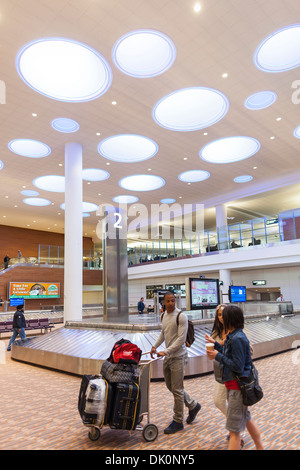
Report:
200,136,260,164
23,197,51,206
244,91,277,110
153,87,229,131
33,175,65,192
21,190,39,196
178,170,210,183
51,118,80,133
293,126,300,138
119,174,165,191
112,29,176,78
0,160,4,170
160,198,176,204
254,24,300,72
98,134,158,163
60,202,98,212
113,195,139,204
234,175,253,183
82,168,110,181
16,37,112,102
8,139,51,158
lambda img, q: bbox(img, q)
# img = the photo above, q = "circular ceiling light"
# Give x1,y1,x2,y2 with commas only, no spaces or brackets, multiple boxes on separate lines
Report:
33,175,65,192
113,195,139,204
60,202,98,212
16,37,112,102
0,160,4,170
160,198,176,204
119,174,165,191
21,190,39,196
8,139,51,158
112,29,176,77
82,168,110,181
293,126,300,138
254,24,300,72
153,87,229,131
23,197,51,206
98,134,158,163
178,170,210,182
233,175,253,183
51,118,80,133
200,136,260,164
244,91,277,110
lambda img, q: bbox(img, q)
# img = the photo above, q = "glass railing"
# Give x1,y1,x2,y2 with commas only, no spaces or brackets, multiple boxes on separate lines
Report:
127,216,284,265
38,245,102,269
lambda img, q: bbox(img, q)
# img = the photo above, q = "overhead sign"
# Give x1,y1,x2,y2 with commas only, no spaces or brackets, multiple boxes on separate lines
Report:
252,280,266,286
8,282,60,299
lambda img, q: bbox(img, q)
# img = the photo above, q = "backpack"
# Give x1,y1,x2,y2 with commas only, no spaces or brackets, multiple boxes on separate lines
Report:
161,311,195,347
107,338,142,364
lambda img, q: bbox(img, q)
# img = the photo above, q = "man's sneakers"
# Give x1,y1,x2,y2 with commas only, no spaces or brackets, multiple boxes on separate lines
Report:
186,403,201,424
164,420,184,434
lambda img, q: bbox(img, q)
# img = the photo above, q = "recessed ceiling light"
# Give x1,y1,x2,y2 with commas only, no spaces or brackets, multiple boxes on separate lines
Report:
51,117,80,133
293,125,300,138
194,3,202,13
21,190,39,196
222,73,228,78
113,195,139,204
23,197,52,206
82,168,110,181
8,139,51,158
96,132,101,136
112,100,117,105
153,87,229,131
270,136,275,140
60,202,98,212
112,29,176,78
160,198,176,204
244,91,277,110
178,170,210,182
98,134,158,163
16,37,112,102
233,175,253,183
276,117,282,121
254,24,300,72
183,157,188,160
200,136,260,164
253,166,258,169
33,175,65,192
32,113,37,117
119,174,165,191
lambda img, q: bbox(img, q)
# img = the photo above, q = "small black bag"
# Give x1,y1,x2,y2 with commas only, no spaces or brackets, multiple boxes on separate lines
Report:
235,362,263,406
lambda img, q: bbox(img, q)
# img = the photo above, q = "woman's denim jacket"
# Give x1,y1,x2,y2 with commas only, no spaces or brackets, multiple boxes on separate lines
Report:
214,328,251,382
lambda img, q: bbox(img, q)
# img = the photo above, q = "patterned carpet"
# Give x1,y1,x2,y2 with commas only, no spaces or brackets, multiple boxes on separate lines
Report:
0,335,299,451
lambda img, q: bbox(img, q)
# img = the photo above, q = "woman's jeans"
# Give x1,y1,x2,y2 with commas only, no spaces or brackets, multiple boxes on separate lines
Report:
7,328,26,350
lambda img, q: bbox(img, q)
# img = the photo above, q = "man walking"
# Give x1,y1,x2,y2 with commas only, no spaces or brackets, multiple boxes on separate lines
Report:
7,305,27,351
151,291,201,434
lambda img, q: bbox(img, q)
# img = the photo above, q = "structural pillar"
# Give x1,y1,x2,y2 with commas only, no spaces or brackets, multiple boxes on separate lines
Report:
216,204,228,250
219,269,231,304
64,143,83,322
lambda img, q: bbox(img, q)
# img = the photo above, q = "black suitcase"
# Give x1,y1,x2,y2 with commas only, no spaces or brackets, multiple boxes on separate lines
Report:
110,382,141,430
78,375,113,426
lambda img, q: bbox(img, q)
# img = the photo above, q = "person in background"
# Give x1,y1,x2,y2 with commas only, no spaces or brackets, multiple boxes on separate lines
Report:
151,291,201,434
276,294,284,301
137,297,145,314
7,305,27,351
205,305,264,450
17,250,22,261
4,254,10,269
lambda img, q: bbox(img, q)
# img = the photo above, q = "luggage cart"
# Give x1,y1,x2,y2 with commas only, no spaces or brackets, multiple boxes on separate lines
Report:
87,354,160,442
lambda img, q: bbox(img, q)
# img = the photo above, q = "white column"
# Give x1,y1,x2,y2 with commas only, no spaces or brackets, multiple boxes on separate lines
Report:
64,143,83,322
219,269,231,303
215,204,227,228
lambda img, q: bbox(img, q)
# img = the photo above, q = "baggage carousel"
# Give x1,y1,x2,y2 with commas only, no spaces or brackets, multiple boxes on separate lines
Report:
10,312,300,380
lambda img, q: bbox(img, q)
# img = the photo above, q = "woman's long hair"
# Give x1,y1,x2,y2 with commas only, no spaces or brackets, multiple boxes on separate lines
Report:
211,304,226,338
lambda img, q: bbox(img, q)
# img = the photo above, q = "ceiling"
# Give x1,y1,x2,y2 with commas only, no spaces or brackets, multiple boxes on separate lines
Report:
0,0,300,243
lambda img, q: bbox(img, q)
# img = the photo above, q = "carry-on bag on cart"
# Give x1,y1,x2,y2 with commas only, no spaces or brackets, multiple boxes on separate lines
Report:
101,360,140,384
109,382,141,430
108,338,142,364
78,375,112,427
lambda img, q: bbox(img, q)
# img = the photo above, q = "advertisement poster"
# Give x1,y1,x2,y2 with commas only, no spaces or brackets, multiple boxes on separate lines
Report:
9,282,60,299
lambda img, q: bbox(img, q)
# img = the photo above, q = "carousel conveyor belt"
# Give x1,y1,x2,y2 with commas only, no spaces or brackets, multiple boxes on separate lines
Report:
10,313,300,379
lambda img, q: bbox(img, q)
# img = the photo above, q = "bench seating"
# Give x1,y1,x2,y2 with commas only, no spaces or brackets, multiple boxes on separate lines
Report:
0,318,54,337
